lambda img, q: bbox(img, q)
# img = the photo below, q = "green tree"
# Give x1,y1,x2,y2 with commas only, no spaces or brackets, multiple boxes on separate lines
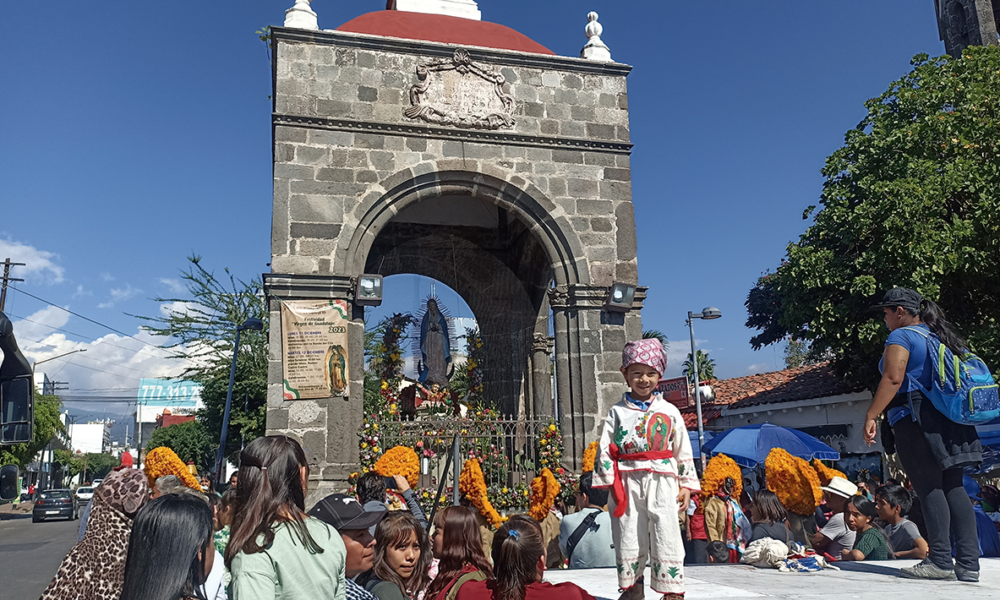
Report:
784,339,811,369
146,421,214,473
682,350,716,383
642,329,669,349
81,453,119,481
52,449,83,479
0,394,64,468
746,48,1000,387
136,255,268,468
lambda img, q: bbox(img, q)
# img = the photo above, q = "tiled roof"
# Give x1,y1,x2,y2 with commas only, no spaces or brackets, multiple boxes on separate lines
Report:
682,406,721,429
703,362,863,410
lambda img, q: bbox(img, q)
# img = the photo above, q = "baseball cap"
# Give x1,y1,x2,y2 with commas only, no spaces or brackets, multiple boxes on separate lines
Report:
870,288,922,312
963,476,981,500
821,476,859,499
308,493,387,531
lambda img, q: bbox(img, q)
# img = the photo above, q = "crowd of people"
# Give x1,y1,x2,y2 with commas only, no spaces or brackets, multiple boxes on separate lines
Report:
36,289,1000,600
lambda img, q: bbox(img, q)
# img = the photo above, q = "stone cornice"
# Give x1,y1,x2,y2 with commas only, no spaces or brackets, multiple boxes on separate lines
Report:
548,284,647,310
270,26,634,76
272,113,633,154
263,272,355,302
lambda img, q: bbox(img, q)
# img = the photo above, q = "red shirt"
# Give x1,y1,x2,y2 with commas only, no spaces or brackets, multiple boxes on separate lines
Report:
457,580,596,600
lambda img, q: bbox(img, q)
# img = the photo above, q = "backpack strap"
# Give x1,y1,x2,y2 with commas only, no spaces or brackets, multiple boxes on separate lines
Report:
443,571,487,600
565,509,601,562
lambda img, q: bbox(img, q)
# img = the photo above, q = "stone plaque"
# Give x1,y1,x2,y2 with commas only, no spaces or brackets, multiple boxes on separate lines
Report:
280,299,350,399
404,49,515,129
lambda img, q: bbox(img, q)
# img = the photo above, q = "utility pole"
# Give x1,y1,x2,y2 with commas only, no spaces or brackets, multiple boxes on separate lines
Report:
0,258,26,311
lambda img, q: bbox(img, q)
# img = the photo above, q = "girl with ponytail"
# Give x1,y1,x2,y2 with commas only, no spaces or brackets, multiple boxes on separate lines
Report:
864,288,981,581
456,516,596,600
227,435,348,600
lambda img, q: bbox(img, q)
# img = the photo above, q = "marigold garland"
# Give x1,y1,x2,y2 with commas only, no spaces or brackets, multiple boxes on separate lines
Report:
374,446,420,489
144,446,201,491
766,448,822,515
582,441,599,473
529,467,561,522
700,454,743,502
459,458,505,528
811,458,847,486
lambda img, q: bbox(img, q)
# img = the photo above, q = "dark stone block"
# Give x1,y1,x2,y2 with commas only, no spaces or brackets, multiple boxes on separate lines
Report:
317,99,352,118
355,133,385,149
443,141,465,158
358,86,378,102
584,153,616,167
587,123,616,140
369,151,395,171
555,88,579,104
563,74,584,90
291,222,343,239
275,163,316,181
406,138,427,152
316,168,355,183
618,93,628,110
572,106,596,121
552,149,584,164
615,203,637,260
577,199,613,215
357,52,376,68
356,170,379,183
603,167,630,182
540,120,560,135
524,102,545,118
615,125,631,141
568,178,599,198
591,217,613,232
501,67,519,83
275,127,307,143
600,180,632,202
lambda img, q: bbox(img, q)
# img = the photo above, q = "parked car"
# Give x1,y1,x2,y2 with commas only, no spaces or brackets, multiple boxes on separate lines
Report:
92,478,103,488
32,489,78,522
75,486,95,503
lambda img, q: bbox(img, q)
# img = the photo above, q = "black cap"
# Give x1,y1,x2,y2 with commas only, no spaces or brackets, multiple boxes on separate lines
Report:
308,493,387,531
871,287,922,312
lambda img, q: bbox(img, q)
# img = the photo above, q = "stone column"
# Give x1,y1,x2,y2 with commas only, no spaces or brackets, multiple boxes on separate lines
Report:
530,332,555,420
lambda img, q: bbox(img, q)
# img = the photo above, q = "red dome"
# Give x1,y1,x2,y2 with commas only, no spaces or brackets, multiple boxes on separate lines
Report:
337,11,555,55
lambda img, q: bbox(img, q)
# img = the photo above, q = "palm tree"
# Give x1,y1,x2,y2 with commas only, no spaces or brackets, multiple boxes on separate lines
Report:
682,350,716,383
642,329,668,349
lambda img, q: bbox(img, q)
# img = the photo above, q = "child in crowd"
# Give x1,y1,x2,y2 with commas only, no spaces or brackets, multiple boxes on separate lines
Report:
212,490,236,557
227,435,347,600
705,541,729,564
456,516,596,600
119,493,216,600
841,496,890,561
874,485,927,560
426,506,493,600
593,339,700,600
361,512,432,600
748,490,790,545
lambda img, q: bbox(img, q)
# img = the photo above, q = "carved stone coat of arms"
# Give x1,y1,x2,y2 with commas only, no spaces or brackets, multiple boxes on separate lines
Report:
404,49,515,130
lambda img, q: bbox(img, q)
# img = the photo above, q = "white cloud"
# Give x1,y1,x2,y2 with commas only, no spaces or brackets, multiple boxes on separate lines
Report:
745,363,770,374
662,339,707,378
0,239,64,283
98,284,142,308
159,301,199,318
72,284,92,298
100,272,116,282
159,278,187,294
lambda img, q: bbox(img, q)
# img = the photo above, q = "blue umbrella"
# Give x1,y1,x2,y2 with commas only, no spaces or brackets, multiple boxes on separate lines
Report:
688,430,715,456
701,422,840,468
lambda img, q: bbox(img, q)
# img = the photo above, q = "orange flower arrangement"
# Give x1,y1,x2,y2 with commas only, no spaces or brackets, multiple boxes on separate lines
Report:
459,458,505,528
374,446,420,489
144,446,201,491
811,458,847,486
582,441,599,473
529,468,561,521
700,454,743,502
766,448,822,515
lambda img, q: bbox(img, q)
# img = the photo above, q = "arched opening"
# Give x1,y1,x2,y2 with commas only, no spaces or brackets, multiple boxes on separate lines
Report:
352,171,569,418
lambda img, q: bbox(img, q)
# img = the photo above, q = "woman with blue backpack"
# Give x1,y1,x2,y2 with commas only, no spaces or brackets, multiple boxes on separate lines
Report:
863,287,986,582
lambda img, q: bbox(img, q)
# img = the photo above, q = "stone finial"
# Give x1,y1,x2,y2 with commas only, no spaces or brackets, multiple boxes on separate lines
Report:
580,11,613,62
285,0,318,30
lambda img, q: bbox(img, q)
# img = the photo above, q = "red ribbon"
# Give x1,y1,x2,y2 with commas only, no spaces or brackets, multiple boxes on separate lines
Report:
608,443,674,517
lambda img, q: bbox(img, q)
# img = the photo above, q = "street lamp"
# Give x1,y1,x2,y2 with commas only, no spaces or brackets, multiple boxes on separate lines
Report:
214,317,264,488
687,307,722,471
32,348,87,376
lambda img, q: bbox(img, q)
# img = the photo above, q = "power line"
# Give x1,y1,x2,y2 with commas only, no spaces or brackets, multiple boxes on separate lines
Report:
7,311,173,357
10,286,163,350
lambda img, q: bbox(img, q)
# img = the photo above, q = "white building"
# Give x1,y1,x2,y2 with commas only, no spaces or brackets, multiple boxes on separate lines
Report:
69,421,112,455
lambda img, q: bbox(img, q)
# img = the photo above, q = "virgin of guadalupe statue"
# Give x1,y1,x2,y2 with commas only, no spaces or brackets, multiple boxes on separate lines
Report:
418,298,453,386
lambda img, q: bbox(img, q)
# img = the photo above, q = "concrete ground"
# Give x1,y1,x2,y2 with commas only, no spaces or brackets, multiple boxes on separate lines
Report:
545,559,1000,600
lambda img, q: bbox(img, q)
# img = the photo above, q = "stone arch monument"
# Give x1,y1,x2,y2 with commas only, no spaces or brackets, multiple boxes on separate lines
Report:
262,3,645,500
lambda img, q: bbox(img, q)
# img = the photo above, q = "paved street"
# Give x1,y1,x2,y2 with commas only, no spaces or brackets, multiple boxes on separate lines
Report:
0,504,80,600
547,560,1000,600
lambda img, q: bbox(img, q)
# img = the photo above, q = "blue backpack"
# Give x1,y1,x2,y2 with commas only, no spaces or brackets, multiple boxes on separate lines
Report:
901,326,1000,424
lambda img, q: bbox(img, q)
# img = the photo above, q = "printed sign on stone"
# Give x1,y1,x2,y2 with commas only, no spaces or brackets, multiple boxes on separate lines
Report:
280,300,350,400
404,49,515,130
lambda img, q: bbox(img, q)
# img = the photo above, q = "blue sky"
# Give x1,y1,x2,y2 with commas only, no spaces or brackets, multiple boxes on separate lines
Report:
1,1,945,438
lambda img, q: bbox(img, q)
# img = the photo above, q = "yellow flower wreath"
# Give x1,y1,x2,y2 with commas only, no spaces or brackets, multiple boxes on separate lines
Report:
144,446,201,491
766,448,822,515
529,468,561,521
582,441,599,474
810,458,847,487
700,453,743,502
374,446,420,489
459,458,505,528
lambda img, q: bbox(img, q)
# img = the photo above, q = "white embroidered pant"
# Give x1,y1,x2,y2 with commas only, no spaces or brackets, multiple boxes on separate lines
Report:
609,471,685,595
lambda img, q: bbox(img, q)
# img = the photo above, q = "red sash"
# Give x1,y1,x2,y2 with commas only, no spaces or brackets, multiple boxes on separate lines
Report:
608,443,674,517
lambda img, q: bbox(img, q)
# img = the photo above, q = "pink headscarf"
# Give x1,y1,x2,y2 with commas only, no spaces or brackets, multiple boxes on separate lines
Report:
622,338,666,374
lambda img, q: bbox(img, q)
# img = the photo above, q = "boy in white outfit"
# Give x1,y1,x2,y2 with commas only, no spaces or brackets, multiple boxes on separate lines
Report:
593,338,700,600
